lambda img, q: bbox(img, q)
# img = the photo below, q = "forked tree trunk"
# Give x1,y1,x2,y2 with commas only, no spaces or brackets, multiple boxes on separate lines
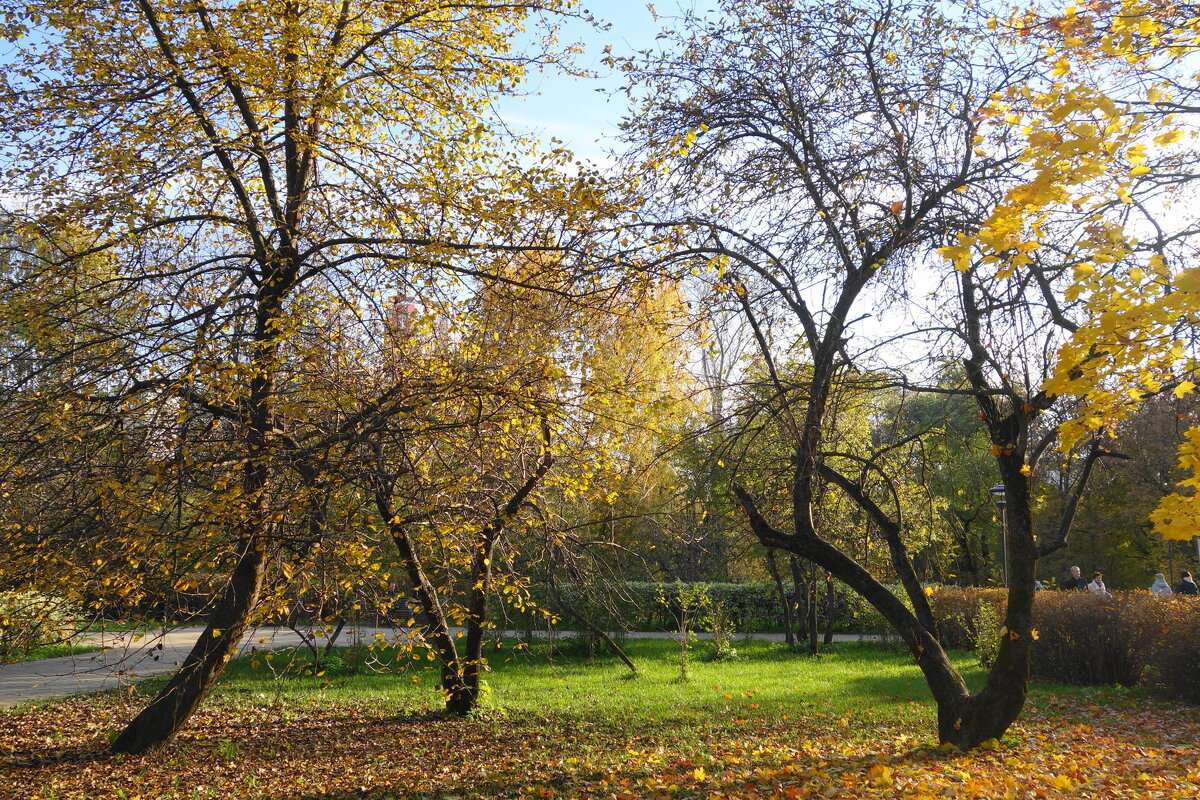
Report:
377,424,554,717
451,533,498,715
110,535,268,754
735,480,1036,750
382,509,472,713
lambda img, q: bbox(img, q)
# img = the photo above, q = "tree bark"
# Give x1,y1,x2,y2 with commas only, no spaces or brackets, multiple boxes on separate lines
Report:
110,535,268,754
764,547,795,648
453,438,553,713
789,555,809,643
806,573,818,656
111,242,290,754
381,505,471,715
823,575,835,646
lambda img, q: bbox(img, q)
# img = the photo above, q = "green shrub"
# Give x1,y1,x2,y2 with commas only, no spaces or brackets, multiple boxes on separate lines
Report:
972,600,1004,668
658,581,710,681
0,589,78,662
705,598,738,662
503,580,900,637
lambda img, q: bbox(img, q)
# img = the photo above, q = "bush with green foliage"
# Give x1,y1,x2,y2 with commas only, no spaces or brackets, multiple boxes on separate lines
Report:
505,581,876,635
705,598,738,662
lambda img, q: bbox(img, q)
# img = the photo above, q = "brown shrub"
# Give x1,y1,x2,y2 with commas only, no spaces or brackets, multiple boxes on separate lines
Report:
927,587,1006,654
928,588,1200,694
1129,595,1200,703
1027,591,1143,687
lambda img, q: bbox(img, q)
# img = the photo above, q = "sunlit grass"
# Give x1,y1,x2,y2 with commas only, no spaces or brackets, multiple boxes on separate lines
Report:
6,642,102,664
3,634,1165,800
211,636,992,734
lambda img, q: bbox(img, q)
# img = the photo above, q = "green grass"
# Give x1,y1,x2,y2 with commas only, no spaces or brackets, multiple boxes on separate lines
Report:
208,636,994,737
5,634,1160,800
203,634,1150,740
5,642,102,663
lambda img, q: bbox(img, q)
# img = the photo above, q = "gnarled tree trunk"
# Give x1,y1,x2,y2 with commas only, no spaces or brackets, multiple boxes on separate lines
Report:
735,472,1038,750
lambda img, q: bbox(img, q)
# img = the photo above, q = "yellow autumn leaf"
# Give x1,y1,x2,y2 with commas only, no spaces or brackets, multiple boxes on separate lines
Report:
1050,774,1074,791
869,764,894,787
938,244,974,272
1155,128,1184,146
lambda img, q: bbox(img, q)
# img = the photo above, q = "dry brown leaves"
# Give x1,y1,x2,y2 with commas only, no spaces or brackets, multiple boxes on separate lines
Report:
2,692,1199,799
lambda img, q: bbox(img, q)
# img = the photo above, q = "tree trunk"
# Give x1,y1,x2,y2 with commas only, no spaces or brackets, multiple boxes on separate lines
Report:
823,575,835,646
789,555,809,643
453,449,553,712
453,533,497,715
383,512,471,715
735,482,1033,750
765,547,795,648
806,575,818,656
112,271,287,754
323,617,347,657
110,535,268,754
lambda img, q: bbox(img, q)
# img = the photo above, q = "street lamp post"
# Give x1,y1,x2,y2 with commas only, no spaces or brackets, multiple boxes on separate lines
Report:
989,484,1008,588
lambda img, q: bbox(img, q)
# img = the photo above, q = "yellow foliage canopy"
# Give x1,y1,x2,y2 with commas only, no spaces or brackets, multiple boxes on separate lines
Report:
943,1,1200,540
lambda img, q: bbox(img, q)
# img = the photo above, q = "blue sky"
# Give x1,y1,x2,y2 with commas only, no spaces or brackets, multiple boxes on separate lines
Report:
498,1,697,163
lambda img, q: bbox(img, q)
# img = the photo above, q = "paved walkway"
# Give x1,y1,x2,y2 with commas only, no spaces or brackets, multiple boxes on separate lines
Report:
0,627,879,709
0,625,391,709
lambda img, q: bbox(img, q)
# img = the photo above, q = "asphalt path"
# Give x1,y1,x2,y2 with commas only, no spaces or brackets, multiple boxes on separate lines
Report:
0,625,396,709
0,627,876,709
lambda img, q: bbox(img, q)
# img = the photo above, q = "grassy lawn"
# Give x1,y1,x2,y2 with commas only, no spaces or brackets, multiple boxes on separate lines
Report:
4,642,103,664
2,637,1198,799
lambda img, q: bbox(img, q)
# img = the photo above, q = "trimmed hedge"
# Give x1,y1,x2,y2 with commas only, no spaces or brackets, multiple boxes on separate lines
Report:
500,581,895,637
1027,591,1143,687
1135,597,1200,704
